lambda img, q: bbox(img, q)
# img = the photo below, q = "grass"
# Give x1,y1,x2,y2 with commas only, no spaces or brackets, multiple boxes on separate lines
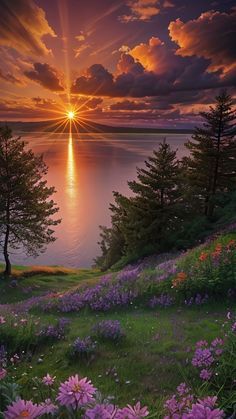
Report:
2,298,234,412
0,264,103,304
0,238,235,414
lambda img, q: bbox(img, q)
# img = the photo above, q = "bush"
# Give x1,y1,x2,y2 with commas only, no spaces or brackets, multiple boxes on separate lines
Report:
0,315,39,355
92,320,125,342
70,336,96,360
173,236,236,297
38,318,70,341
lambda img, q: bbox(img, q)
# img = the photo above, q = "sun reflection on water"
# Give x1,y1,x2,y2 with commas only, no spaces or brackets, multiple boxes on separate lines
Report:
66,134,77,199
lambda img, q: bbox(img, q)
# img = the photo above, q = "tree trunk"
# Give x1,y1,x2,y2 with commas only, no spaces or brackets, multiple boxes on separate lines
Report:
3,224,11,277
208,109,223,217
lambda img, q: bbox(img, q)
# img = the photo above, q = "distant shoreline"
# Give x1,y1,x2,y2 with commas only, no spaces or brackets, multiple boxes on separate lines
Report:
0,119,194,135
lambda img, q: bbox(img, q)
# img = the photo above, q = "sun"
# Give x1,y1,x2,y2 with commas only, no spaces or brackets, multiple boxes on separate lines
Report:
67,110,75,120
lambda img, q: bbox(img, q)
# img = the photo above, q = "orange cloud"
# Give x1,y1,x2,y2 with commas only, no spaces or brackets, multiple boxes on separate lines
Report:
169,10,236,74
129,37,166,73
119,0,160,22
0,0,56,57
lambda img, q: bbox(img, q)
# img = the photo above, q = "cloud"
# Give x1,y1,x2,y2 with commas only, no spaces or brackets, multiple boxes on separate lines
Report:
0,0,56,56
119,0,160,22
110,99,147,110
71,64,114,96
74,43,91,58
75,32,86,42
0,69,23,85
119,0,175,22
71,47,227,98
24,63,64,91
169,10,236,74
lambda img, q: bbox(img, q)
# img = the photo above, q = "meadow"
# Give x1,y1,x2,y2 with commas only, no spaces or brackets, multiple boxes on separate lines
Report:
0,233,235,417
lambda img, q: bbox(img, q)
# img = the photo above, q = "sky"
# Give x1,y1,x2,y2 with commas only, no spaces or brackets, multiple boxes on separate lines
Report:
0,0,235,128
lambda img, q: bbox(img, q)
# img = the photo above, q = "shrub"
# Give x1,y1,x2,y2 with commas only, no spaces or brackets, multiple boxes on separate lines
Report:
173,236,236,297
148,294,174,308
0,315,39,355
70,337,96,360
92,320,125,342
38,318,70,341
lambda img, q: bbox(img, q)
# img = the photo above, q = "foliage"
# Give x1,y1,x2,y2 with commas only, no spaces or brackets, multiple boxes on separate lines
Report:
174,235,236,297
0,126,61,276
184,91,236,218
92,320,125,342
0,315,39,356
96,92,236,269
70,336,96,360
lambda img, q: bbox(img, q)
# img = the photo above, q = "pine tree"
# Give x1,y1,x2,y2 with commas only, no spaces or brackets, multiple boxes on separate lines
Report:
185,91,236,217
0,127,61,276
112,140,182,255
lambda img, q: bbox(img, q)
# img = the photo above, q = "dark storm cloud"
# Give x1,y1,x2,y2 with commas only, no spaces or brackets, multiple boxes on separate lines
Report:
71,51,232,99
24,63,64,91
0,0,56,56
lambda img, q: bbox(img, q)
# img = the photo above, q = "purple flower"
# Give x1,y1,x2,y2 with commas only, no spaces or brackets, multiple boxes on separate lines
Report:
39,318,70,340
149,294,173,308
42,373,55,386
192,348,214,368
232,322,236,332
200,369,212,381
72,337,96,357
57,375,96,409
177,383,190,396
211,338,224,348
92,320,124,341
4,399,43,418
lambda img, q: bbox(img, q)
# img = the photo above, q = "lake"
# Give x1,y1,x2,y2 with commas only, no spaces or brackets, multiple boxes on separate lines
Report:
10,132,190,268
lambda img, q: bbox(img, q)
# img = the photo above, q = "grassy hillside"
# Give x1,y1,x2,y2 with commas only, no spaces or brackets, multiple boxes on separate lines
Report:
0,233,236,417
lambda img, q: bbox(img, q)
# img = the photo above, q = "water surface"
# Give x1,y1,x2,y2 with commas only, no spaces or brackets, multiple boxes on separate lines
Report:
11,132,189,267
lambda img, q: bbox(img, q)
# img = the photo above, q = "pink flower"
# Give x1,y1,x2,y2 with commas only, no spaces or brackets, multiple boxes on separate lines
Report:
198,397,217,409
183,401,224,418
120,402,149,418
227,311,231,320
42,373,55,386
40,399,58,415
0,368,7,380
200,369,212,381
57,375,96,409
4,399,43,418
0,316,6,325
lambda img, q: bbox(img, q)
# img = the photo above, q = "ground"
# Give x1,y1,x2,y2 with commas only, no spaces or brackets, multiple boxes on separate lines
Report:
0,264,234,415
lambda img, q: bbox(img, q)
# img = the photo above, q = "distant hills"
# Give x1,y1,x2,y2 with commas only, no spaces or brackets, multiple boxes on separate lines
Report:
0,119,194,134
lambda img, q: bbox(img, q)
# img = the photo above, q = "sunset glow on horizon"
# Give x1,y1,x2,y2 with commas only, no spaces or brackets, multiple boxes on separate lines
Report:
0,0,235,129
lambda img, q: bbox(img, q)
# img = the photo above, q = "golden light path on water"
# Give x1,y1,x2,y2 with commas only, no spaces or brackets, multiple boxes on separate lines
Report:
66,134,77,199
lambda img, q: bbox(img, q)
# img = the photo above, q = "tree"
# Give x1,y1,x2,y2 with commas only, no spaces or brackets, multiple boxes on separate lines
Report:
94,225,124,271
185,91,236,218
0,127,61,277
111,140,182,256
